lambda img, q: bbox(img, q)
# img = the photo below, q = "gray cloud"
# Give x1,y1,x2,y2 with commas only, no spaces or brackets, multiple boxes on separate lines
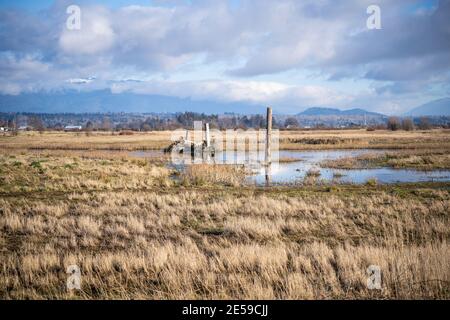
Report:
0,0,448,114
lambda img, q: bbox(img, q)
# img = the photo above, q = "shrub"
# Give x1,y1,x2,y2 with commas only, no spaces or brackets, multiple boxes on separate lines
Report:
30,160,42,169
402,118,415,131
418,117,432,130
181,164,247,187
119,130,134,136
387,117,401,131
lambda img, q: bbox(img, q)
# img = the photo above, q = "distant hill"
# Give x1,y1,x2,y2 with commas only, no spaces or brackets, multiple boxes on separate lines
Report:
0,90,264,114
404,98,450,116
298,107,384,117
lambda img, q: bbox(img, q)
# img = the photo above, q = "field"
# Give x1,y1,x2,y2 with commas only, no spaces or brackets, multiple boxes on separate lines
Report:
0,130,449,299
2,129,450,151
322,150,450,170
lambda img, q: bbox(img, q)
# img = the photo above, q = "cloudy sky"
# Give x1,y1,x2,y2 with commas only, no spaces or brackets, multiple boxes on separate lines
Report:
0,0,449,114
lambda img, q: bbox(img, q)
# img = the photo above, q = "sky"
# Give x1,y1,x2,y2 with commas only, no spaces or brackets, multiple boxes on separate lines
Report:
0,0,449,114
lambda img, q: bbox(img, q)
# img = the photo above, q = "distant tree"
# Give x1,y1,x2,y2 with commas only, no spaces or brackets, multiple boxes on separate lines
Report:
28,116,45,133
250,115,266,128
401,118,414,131
54,122,64,131
101,117,112,131
284,117,299,128
8,118,18,136
418,117,432,130
387,117,401,131
84,121,94,136
85,121,94,131
272,118,281,129
129,121,142,131
7,119,15,129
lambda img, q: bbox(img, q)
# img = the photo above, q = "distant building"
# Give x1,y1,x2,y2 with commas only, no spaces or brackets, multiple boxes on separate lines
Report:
64,125,82,132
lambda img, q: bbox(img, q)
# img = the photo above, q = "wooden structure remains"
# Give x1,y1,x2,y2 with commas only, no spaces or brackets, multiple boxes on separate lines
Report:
164,123,215,157
165,107,273,170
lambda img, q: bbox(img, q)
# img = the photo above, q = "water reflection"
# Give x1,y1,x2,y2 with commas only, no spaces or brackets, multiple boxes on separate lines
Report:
129,149,450,185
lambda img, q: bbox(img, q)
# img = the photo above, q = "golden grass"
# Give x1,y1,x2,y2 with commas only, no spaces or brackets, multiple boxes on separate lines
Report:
180,164,248,187
279,157,303,163
0,146,449,299
278,129,450,150
322,150,450,170
0,187,449,299
1,129,450,151
0,131,172,151
0,151,172,193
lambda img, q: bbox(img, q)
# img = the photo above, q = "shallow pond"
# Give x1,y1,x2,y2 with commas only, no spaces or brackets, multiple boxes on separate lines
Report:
252,150,450,185
130,149,450,185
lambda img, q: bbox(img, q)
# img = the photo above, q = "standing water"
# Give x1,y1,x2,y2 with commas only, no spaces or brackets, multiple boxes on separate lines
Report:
130,149,450,185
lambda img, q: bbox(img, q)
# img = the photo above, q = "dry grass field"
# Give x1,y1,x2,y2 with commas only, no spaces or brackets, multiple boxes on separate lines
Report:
0,131,172,151
322,150,450,170
0,130,449,299
1,129,450,151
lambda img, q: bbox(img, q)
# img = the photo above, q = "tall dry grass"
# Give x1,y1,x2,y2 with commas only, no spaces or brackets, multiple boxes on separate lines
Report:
180,164,248,187
278,129,450,150
1,186,449,299
1,129,450,151
0,147,449,299
322,149,450,170
0,152,172,193
0,131,172,151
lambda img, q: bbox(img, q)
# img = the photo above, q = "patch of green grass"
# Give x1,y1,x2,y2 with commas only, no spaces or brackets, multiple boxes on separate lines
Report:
198,227,226,236
12,161,22,167
63,163,77,169
29,160,43,169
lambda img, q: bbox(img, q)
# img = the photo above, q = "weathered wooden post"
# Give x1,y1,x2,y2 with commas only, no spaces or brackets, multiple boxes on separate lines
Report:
265,107,272,165
265,163,272,187
265,107,272,187
205,123,211,148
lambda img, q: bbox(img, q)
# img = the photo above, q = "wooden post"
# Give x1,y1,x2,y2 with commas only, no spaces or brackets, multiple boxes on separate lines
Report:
205,123,211,147
265,164,272,187
265,107,272,165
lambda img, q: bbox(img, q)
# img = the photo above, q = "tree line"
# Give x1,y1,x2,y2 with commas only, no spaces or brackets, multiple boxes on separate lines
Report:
1,112,448,132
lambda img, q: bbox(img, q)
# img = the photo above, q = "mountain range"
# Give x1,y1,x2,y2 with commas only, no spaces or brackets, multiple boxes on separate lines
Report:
298,107,384,117
0,90,449,117
0,90,264,115
404,98,450,116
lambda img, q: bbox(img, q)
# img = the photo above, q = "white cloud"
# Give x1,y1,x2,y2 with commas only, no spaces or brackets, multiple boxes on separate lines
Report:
66,76,96,84
59,6,114,55
0,82,21,95
0,53,52,94
109,78,353,112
